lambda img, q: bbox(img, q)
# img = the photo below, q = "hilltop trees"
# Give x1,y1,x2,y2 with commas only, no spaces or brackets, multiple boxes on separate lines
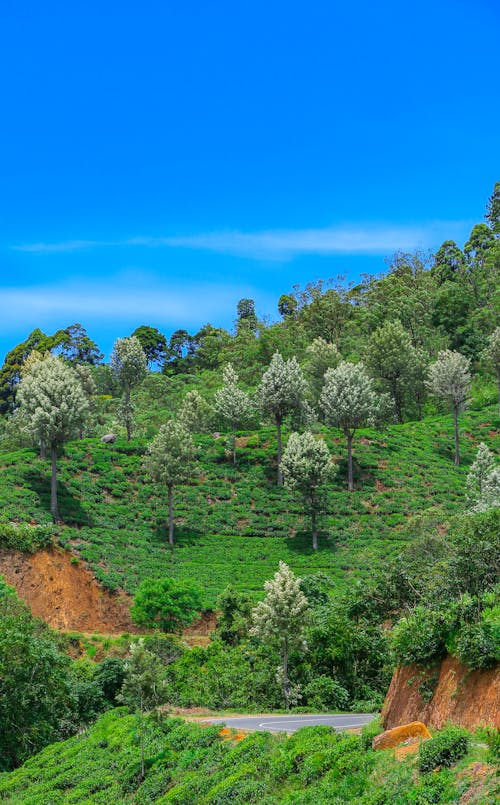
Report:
131,325,168,369
214,364,253,463
17,356,89,520
281,431,335,550
484,327,500,419
320,362,381,491
258,353,308,485
427,350,471,465
111,337,148,440
143,420,196,545
250,562,310,708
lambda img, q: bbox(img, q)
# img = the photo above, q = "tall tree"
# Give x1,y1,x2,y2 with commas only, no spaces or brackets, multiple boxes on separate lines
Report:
214,364,253,463
466,443,497,510
320,361,381,491
426,350,471,465
56,323,103,365
486,180,500,235
257,352,308,485
110,337,148,440
143,420,196,545
178,390,213,433
250,562,310,709
17,356,89,520
432,240,466,285
365,319,425,422
131,325,168,369
281,431,336,550
236,298,258,334
304,337,340,401
484,327,500,419
118,640,166,780
0,328,56,414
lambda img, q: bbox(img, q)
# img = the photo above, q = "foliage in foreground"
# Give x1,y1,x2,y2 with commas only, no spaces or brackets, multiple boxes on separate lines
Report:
0,709,496,805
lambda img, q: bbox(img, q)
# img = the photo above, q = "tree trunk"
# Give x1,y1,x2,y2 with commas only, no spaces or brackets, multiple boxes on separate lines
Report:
140,707,145,780
40,439,46,459
126,390,132,441
312,508,318,551
276,416,283,486
453,405,460,466
232,433,237,465
346,431,354,492
282,638,290,709
497,367,500,422
392,380,403,424
168,484,174,546
50,443,59,521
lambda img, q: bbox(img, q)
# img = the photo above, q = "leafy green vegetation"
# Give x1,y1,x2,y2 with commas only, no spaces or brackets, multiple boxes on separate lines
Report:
0,407,497,605
0,709,496,804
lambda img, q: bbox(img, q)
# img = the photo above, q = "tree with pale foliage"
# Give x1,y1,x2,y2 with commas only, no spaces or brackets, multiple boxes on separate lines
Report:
178,390,213,434
257,352,308,485
118,639,166,780
110,337,147,440
250,562,310,709
281,431,336,550
320,361,381,491
17,356,90,520
426,350,471,465
143,420,196,545
214,364,253,463
466,443,500,513
305,337,340,400
484,327,500,420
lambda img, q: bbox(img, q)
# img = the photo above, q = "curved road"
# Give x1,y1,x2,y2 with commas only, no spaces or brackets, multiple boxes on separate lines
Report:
200,713,375,734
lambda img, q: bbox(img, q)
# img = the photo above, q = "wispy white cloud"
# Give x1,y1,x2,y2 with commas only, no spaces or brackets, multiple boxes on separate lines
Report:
0,275,261,332
13,220,472,260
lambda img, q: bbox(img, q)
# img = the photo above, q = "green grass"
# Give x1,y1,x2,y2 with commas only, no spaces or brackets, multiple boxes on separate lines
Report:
0,708,496,804
0,406,498,606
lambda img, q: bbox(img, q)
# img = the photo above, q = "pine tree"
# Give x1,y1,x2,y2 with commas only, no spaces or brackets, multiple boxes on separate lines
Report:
17,356,89,520
143,420,196,545
281,431,335,549
320,361,382,491
426,350,471,465
258,353,308,485
250,562,310,709
214,364,253,463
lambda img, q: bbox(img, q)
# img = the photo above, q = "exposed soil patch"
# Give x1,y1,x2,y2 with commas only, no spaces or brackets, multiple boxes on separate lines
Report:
0,547,137,633
382,655,500,731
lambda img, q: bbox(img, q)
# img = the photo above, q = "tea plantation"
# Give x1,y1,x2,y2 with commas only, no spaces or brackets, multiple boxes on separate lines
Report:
0,405,497,607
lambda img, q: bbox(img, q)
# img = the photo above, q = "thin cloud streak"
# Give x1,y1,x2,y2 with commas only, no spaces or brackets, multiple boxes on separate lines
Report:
0,278,261,332
13,221,472,260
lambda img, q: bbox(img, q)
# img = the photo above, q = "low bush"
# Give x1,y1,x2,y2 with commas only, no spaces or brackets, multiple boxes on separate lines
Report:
392,607,452,665
417,725,470,772
0,522,54,552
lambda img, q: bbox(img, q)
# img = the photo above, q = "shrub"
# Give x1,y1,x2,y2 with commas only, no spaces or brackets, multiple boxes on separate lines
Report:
0,522,54,552
455,621,499,669
303,675,350,711
417,725,470,772
360,716,383,750
131,577,203,633
392,607,452,665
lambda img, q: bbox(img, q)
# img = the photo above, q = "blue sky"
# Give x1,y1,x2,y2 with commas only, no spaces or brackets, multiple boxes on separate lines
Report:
0,0,498,360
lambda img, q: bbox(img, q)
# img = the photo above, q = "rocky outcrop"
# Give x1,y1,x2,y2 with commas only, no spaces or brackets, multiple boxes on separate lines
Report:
382,655,500,731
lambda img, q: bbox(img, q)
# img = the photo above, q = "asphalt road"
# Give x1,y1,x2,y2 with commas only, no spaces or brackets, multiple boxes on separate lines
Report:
200,713,375,734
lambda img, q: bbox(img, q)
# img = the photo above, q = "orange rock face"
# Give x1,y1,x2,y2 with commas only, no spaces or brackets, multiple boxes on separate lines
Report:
372,721,431,751
382,656,500,731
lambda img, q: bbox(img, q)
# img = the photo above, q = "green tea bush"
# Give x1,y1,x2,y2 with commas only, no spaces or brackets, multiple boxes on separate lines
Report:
0,522,54,552
392,607,452,665
417,725,470,772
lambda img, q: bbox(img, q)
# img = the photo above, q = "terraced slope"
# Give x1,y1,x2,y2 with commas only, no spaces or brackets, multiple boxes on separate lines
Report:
0,406,497,606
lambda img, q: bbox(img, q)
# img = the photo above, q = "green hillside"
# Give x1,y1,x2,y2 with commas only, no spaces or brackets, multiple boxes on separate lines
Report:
1,405,497,606
0,708,496,805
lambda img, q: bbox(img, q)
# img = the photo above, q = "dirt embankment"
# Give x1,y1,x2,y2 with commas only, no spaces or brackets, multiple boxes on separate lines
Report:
382,655,500,731
0,547,137,633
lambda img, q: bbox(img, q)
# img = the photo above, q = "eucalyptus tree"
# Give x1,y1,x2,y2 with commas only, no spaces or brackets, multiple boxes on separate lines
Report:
110,336,147,440
143,420,196,545
17,356,90,520
179,389,214,434
214,364,253,463
258,352,308,485
281,431,335,550
320,361,381,491
426,350,471,465
250,562,310,709
484,327,500,419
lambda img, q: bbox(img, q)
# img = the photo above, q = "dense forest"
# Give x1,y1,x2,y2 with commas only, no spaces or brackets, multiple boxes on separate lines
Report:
0,182,498,802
